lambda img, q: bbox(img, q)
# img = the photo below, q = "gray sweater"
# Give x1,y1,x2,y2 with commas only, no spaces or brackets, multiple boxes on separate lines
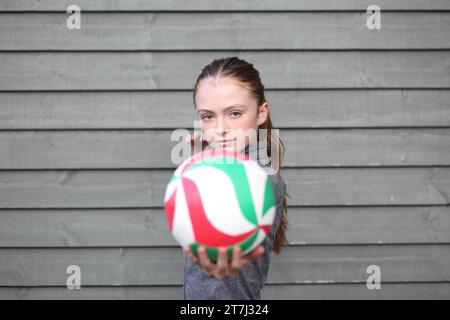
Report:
183,143,287,300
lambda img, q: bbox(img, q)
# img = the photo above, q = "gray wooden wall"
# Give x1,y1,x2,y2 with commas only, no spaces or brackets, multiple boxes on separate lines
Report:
1,0,450,299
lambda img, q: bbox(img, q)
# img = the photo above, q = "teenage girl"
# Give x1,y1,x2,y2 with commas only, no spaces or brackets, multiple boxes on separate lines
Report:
183,57,289,299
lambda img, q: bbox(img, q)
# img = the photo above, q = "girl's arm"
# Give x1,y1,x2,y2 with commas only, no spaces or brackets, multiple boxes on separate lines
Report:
183,132,266,279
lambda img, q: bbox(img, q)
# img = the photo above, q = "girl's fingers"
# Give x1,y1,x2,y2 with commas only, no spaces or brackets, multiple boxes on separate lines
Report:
198,246,214,275
230,247,242,276
216,247,228,280
185,245,263,277
185,132,204,145
183,246,199,264
184,134,192,144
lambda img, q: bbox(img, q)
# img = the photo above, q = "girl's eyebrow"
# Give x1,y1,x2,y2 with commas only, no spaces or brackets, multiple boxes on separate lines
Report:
197,104,246,113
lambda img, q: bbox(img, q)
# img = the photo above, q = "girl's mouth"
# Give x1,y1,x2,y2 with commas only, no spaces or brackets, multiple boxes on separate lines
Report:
217,139,235,144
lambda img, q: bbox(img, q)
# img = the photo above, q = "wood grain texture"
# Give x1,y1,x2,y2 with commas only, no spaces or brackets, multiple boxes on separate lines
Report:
0,245,449,286
1,90,449,129
1,1,449,300
1,13,449,50
0,206,449,247
0,168,449,208
0,129,449,169
1,52,449,90
2,0,450,11
2,283,449,300
261,282,450,300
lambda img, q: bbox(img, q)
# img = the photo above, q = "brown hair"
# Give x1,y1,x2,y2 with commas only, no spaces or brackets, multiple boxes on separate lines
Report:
192,57,289,254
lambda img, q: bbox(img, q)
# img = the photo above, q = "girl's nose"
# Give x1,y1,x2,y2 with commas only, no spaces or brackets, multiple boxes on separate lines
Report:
215,118,228,135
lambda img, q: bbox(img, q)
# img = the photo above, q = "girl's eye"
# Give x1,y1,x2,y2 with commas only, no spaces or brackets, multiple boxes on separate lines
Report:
230,112,242,118
201,114,213,120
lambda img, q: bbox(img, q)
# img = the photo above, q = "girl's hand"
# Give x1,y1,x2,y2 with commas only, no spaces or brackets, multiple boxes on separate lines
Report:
185,132,206,146
185,132,208,153
185,132,201,144
183,245,265,280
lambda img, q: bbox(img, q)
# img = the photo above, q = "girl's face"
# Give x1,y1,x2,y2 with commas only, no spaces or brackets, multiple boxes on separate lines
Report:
195,77,269,152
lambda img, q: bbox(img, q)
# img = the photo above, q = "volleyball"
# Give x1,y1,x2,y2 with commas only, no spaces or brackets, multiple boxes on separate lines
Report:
163,149,276,260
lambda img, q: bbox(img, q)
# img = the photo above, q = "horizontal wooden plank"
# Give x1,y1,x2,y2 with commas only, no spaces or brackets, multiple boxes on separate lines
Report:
0,209,178,247
2,282,450,299
0,206,449,247
262,283,450,300
287,206,450,245
0,168,449,208
1,90,449,129
2,0,450,12
0,245,449,286
2,13,450,50
0,91,198,129
1,52,449,90
0,286,183,300
1,129,449,169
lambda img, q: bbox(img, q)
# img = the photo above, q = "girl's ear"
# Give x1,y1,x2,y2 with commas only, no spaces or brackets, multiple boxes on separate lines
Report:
257,102,269,126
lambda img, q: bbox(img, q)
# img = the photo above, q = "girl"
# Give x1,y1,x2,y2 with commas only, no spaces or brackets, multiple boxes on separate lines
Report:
183,57,289,300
